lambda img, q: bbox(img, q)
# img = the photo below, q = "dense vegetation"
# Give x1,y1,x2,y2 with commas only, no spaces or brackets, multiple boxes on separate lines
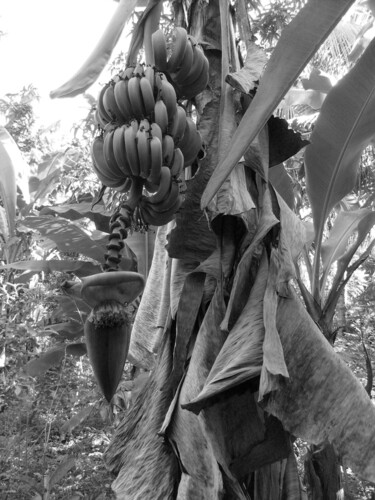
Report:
1,0,375,498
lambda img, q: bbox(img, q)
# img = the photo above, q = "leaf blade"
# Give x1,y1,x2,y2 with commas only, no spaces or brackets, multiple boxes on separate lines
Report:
305,38,375,234
50,0,137,98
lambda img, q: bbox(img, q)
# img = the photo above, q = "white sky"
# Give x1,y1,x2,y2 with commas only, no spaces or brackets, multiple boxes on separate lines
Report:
0,0,130,129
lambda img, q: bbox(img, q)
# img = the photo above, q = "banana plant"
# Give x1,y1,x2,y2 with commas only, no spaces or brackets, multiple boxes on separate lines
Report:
45,0,375,498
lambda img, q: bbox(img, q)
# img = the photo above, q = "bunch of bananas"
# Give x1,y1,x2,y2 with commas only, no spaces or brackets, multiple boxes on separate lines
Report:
91,26,209,227
152,27,209,100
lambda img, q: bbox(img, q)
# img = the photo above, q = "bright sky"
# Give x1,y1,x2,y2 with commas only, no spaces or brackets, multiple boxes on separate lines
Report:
0,0,130,130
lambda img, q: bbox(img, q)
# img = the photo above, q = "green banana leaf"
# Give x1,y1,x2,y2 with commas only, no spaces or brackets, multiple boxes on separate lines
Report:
40,199,110,233
304,37,375,237
50,0,138,98
269,164,295,210
22,215,111,263
0,127,24,237
201,0,355,208
321,208,375,274
0,259,101,278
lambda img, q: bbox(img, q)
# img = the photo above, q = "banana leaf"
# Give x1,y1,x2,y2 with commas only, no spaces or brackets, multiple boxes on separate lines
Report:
0,127,22,237
321,208,375,274
201,0,355,208
269,164,295,210
50,0,137,98
265,286,375,482
0,259,101,278
129,223,172,369
304,37,375,237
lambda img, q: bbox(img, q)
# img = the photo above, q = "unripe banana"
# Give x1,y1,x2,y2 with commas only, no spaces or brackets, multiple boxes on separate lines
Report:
152,29,168,73
103,83,124,123
140,193,182,226
97,82,112,123
137,125,152,179
183,43,207,86
179,118,202,167
177,116,194,152
147,136,163,186
140,206,175,226
124,124,140,176
91,136,127,188
140,77,156,118
113,177,132,193
169,147,184,178
147,179,180,212
159,75,177,123
153,99,169,134
147,166,172,203
114,79,133,123
162,134,175,167
113,125,133,177
181,53,209,99
123,176,144,211
168,105,187,144
144,65,155,92
94,108,108,129
150,122,163,144
127,76,144,120
173,38,194,84
167,27,189,73
103,128,127,179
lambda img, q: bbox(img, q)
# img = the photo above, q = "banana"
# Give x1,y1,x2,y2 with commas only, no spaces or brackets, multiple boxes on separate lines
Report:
123,176,144,211
152,29,168,73
177,116,194,151
113,125,133,177
147,166,172,203
94,108,107,129
167,27,189,73
124,124,140,176
147,179,180,211
173,37,194,84
140,191,182,226
137,124,152,179
146,135,163,186
103,83,124,123
113,177,132,193
159,75,177,124
127,75,144,119
169,147,184,178
149,121,162,143
153,99,169,134
162,134,175,167
182,53,209,99
114,79,133,123
140,204,176,227
144,65,155,92
183,43,207,87
97,83,112,121
103,128,126,179
168,105,187,144
179,118,203,166
91,136,127,188
140,76,155,118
